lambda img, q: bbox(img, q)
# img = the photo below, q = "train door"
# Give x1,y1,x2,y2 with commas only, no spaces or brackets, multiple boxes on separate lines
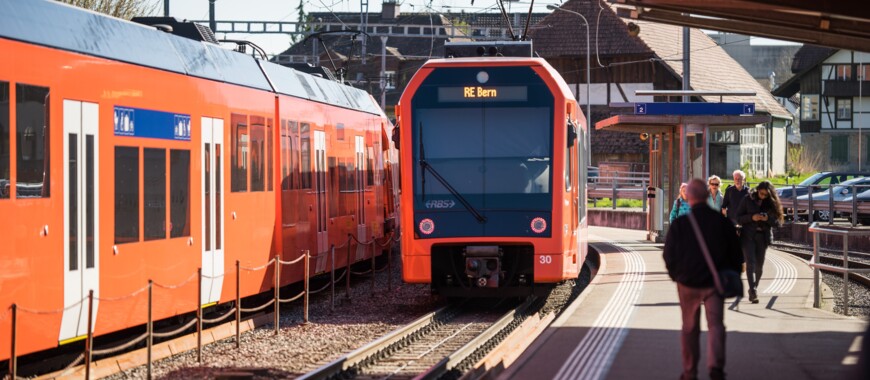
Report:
201,117,225,304
355,135,366,251
314,130,327,254
60,100,99,342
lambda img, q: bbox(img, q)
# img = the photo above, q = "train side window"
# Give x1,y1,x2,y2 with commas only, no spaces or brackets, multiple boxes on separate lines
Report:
144,148,166,240
170,149,190,238
231,113,248,192
16,84,50,198
250,116,265,192
0,81,8,199
267,118,273,191
300,123,311,189
114,146,140,244
328,156,340,217
337,123,345,141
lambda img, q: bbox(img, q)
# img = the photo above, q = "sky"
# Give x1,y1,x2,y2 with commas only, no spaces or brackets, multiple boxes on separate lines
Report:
166,0,798,57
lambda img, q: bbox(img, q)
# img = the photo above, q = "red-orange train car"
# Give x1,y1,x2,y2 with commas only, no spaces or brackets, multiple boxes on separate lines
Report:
395,44,588,297
0,0,397,362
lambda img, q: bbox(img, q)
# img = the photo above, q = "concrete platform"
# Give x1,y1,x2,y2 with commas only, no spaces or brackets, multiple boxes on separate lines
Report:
502,226,867,380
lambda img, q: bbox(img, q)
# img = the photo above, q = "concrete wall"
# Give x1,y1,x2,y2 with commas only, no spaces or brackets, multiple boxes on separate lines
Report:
587,209,647,230
802,132,870,171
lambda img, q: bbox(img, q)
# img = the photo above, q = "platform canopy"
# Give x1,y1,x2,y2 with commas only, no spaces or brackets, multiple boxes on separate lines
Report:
595,114,771,133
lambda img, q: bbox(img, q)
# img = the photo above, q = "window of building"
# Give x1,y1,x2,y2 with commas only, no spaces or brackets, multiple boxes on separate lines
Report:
385,71,396,90
801,95,819,121
859,64,870,81
231,113,248,192
170,149,190,238
250,116,265,192
837,98,852,120
831,135,849,163
836,64,852,81
115,146,139,244
0,81,9,199
144,148,166,240
16,84,50,198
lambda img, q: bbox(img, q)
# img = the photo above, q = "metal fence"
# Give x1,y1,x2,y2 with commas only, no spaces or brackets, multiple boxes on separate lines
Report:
4,233,397,380
588,171,648,211
785,183,870,227
807,223,870,316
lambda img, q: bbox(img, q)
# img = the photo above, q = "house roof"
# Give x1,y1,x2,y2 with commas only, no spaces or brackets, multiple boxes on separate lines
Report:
632,18,792,119
529,0,652,58
771,45,838,98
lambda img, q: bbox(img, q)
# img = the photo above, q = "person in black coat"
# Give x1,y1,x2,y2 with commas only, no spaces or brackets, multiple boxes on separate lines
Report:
721,169,749,225
664,179,744,380
735,180,784,304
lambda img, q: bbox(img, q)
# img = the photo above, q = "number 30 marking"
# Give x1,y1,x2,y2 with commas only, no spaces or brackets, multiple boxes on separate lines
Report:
539,256,552,264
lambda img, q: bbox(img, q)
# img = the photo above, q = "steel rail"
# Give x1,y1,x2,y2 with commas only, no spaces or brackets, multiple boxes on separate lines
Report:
297,305,457,380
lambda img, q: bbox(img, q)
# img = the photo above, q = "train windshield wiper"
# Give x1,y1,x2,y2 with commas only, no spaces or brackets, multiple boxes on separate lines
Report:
418,122,486,223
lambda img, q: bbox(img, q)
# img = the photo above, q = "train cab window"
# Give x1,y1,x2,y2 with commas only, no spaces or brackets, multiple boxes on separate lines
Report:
0,81,8,199
170,149,190,238
250,116,265,192
115,146,140,244
231,114,248,192
301,123,311,189
15,84,50,198
144,148,166,240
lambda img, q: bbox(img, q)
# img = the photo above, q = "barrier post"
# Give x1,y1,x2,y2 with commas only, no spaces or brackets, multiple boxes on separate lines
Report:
147,280,153,380
346,237,352,299
828,185,834,225
388,240,393,292
330,245,336,312
235,260,240,349
197,267,202,363
808,186,815,223
792,185,797,221
844,237,850,316
274,255,280,335
371,236,376,296
852,185,859,227
813,229,820,308
85,290,93,380
641,179,647,212
10,303,16,380
611,175,617,210
304,250,310,324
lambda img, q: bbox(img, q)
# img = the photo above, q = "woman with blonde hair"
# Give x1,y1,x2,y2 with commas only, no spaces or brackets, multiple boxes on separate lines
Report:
735,181,784,303
707,175,724,211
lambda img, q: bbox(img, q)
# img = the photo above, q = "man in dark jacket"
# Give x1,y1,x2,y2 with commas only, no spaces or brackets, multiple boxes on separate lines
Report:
721,169,749,225
664,179,744,380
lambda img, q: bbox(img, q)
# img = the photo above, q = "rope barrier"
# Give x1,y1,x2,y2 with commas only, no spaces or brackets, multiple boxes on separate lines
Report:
334,268,348,283
201,273,227,280
17,296,87,315
279,254,306,266
57,353,85,376
152,318,198,339
279,291,305,304
349,268,374,276
91,332,148,356
201,307,237,324
308,279,333,295
95,284,150,302
239,299,275,313
240,258,276,271
153,272,198,290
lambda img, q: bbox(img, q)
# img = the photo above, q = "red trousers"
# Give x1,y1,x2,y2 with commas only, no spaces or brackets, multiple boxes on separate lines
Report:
677,283,726,379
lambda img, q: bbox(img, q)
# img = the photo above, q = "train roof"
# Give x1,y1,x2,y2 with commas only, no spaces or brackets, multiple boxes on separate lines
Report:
0,0,383,116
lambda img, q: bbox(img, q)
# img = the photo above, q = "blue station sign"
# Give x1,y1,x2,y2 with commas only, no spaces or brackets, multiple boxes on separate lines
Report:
634,102,755,116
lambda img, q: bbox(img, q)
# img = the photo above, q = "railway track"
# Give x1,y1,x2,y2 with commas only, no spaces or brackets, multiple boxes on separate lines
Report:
301,267,590,380
772,242,870,288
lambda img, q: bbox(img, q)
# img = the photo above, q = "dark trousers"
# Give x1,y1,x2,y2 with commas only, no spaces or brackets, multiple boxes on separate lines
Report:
742,232,767,291
677,283,726,379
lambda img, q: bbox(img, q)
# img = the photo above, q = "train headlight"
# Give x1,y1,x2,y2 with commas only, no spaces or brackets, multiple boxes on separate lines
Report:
419,218,435,235
531,217,547,234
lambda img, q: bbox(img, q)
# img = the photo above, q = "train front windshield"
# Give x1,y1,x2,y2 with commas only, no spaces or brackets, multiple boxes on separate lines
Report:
411,65,554,238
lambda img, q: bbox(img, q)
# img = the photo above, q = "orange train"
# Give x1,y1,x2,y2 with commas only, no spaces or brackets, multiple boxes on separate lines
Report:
0,0,397,361
396,47,589,297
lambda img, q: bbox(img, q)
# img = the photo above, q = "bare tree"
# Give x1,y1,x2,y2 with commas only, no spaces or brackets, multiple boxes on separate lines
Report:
57,0,158,20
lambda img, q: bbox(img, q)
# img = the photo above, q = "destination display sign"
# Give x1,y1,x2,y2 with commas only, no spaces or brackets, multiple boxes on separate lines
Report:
438,86,528,102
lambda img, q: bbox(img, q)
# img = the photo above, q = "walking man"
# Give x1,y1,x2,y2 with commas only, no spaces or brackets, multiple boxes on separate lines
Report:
664,179,744,380
721,170,749,225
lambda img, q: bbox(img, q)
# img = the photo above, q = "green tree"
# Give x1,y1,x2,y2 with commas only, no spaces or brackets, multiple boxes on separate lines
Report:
292,0,312,44
57,0,158,20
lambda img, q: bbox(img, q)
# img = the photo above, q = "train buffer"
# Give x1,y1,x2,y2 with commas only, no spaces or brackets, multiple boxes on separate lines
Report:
500,226,865,380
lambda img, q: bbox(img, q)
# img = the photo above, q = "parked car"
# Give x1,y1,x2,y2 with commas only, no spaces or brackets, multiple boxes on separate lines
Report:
839,188,870,225
794,176,870,221
777,171,870,200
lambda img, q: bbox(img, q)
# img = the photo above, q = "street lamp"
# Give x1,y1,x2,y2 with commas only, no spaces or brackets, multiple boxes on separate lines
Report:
547,4,591,164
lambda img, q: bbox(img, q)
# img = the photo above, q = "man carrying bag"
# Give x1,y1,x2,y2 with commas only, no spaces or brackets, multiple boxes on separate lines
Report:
664,179,744,380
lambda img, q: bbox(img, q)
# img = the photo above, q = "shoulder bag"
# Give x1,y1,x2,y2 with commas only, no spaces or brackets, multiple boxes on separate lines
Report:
687,211,744,299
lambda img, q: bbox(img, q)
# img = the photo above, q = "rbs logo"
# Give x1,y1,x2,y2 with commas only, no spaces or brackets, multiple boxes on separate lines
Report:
425,199,456,209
